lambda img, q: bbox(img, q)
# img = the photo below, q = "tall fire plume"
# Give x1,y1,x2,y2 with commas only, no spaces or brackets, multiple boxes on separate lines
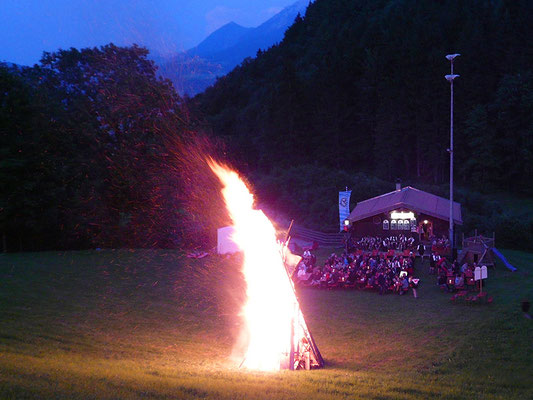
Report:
208,159,323,371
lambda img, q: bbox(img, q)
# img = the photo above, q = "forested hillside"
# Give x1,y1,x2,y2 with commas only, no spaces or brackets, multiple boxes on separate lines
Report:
193,0,533,194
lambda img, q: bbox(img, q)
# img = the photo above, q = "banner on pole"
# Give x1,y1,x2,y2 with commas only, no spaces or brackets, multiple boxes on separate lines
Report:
339,190,352,232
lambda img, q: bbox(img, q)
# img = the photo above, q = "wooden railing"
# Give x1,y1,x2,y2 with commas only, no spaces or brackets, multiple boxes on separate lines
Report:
290,225,345,247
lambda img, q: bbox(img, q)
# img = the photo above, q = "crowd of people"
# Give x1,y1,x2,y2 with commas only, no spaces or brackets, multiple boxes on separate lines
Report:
430,235,451,255
354,234,416,252
293,250,419,297
432,235,450,248
431,252,480,292
290,230,488,303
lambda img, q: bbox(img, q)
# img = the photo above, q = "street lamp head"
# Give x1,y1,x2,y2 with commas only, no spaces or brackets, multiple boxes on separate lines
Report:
445,74,460,82
446,53,461,61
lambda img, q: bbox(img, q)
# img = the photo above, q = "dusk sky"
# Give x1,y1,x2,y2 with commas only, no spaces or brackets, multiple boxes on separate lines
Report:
1,0,297,66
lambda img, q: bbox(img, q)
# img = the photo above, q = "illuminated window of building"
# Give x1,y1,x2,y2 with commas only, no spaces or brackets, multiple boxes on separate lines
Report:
391,219,397,230
383,219,389,230
403,220,410,230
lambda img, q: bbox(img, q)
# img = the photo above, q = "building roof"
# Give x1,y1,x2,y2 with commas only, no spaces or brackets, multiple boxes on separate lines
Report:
347,186,462,225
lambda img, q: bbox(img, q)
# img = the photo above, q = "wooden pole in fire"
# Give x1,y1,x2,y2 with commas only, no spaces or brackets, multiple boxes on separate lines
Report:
282,218,324,370
285,219,294,243
286,219,296,370
289,305,296,370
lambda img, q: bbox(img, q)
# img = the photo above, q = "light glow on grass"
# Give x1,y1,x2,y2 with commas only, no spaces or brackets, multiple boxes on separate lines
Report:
1,249,533,398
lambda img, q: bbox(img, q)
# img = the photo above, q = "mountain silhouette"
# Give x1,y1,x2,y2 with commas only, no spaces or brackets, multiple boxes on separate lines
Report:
156,0,310,96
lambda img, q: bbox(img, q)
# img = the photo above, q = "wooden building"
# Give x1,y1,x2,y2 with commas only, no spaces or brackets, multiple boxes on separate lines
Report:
346,185,462,242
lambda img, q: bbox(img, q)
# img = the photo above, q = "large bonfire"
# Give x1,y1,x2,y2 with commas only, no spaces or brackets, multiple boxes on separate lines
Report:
209,159,323,371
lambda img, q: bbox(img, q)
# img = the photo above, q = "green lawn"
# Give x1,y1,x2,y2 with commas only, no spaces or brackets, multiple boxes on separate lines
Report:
0,248,532,399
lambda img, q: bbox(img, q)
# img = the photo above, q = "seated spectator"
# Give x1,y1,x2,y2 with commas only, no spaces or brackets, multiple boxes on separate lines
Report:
452,259,460,274
437,257,449,275
328,270,340,285
460,262,469,274
455,274,464,288
445,274,455,292
400,276,409,295
297,265,307,279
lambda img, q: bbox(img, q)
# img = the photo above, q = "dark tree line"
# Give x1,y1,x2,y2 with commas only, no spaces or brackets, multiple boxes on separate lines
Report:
0,44,191,251
193,0,533,195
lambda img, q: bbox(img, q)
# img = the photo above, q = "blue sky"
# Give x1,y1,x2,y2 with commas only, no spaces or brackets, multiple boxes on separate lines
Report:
1,0,297,65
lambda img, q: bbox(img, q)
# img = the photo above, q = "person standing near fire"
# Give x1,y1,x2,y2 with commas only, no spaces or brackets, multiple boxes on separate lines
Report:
417,242,426,262
409,277,419,298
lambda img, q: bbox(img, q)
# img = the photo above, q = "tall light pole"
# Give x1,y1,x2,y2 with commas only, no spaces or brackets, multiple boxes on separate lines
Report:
445,53,460,259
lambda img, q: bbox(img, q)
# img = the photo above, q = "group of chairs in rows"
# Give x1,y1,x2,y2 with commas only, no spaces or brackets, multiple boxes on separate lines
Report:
430,253,493,304
293,252,419,296
351,235,417,253
352,248,415,259
429,235,451,256
298,273,418,297
437,270,478,292
449,290,493,304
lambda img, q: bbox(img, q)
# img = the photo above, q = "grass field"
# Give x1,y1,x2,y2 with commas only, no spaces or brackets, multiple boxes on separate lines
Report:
1,248,532,399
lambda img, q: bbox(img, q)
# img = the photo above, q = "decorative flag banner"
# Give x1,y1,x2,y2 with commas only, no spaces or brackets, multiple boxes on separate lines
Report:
339,190,352,232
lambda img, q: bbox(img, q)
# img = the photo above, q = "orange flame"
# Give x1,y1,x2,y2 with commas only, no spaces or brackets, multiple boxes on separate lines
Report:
209,159,303,371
